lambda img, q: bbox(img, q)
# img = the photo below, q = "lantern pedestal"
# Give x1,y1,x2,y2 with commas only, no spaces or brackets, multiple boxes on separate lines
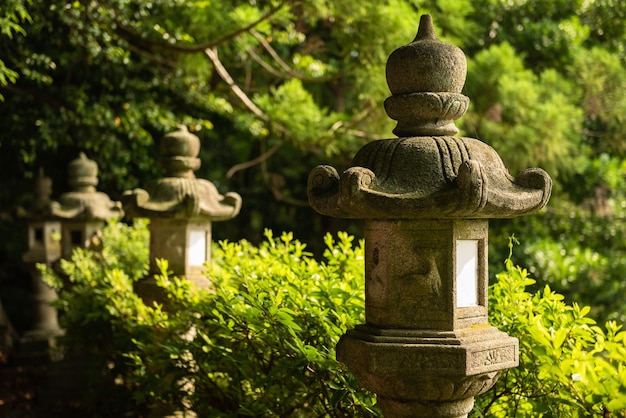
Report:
338,326,517,417
17,172,64,365
339,218,518,417
22,220,62,336
123,126,241,417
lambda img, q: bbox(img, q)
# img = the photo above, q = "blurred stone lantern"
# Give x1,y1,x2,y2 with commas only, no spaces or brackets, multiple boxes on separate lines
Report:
123,125,242,292
50,152,123,258
17,169,62,336
308,15,552,417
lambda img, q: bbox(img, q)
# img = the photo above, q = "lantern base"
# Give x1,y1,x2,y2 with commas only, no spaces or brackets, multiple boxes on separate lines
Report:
377,396,476,418
18,329,65,365
337,325,517,417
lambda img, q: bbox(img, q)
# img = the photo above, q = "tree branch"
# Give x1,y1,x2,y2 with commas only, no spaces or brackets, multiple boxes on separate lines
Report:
246,46,290,79
250,29,297,75
204,45,294,139
249,29,337,82
1,84,68,109
204,47,267,120
206,47,296,180
226,140,283,179
150,2,286,53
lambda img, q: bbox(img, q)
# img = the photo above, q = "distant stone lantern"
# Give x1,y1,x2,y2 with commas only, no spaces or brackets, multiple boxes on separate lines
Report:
123,125,242,290
308,15,552,418
50,152,123,258
17,169,62,335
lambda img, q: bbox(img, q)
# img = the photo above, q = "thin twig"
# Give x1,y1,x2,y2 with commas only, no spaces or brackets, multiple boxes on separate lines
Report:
116,1,286,54
247,46,290,79
249,29,337,82
250,29,294,74
226,141,283,179
205,46,300,181
204,47,267,120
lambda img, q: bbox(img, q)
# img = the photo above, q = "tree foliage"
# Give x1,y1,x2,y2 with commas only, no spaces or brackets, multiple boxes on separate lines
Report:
2,0,626,326
0,0,31,95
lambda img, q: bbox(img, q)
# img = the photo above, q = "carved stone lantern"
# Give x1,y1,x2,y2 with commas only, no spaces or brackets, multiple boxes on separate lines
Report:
17,169,62,335
123,125,242,290
50,152,123,258
308,15,552,417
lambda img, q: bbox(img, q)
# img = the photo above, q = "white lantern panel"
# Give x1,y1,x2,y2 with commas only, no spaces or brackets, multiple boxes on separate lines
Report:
456,239,478,308
188,230,207,266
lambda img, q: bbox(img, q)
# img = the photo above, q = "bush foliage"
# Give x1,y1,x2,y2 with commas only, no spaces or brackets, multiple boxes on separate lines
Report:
43,221,378,417
43,222,626,417
473,237,626,417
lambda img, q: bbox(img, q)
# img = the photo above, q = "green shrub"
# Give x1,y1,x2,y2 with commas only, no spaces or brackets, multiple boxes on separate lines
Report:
43,221,379,417
473,238,626,417
492,154,626,326
41,219,152,415
43,222,626,417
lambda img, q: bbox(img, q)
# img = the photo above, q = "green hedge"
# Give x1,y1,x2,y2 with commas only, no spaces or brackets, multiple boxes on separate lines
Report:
43,222,626,417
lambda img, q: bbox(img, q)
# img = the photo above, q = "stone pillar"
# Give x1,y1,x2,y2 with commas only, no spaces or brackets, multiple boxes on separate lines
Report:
50,152,124,259
308,15,552,417
123,125,241,418
123,125,242,292
17,169,62,338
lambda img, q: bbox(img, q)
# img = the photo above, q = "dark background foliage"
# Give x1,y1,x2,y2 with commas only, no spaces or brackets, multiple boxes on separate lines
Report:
2,0,626,329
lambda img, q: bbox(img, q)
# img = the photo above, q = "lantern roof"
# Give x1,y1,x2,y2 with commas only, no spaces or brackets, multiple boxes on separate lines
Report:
48,153,123,221
308,14,551,220
123,125,241,221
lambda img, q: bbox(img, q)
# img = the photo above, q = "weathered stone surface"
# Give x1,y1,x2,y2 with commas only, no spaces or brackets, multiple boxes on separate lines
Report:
338,325,518,378
146,218,213,287
308,13,547,418
123,125,241,284
124,177,241,220
46,153,123,258
308,136,551,219
123,126,241,221
364,219,489,331
49,153,123,221
385,14,468,137
386,15,466,96
17,170,62,339
308,15,551,221
18,170,62,264
338,326,514,417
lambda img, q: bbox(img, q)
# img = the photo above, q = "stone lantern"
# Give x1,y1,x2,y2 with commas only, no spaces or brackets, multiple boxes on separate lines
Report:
50,152,123,258
123,125,242,290
17,169,62,335
308,15,552,418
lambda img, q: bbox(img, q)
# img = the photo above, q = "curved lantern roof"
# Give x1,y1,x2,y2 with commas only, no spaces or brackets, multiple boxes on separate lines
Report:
49,153,123,221
123,125,242,221
308,14,552,220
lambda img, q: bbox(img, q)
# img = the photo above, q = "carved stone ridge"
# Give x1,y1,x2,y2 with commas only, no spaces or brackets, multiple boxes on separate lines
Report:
49,153,123,221
123,125,242,221
336,323,518,417
340,324,519,376
123,178,241,221
308,136,551,219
